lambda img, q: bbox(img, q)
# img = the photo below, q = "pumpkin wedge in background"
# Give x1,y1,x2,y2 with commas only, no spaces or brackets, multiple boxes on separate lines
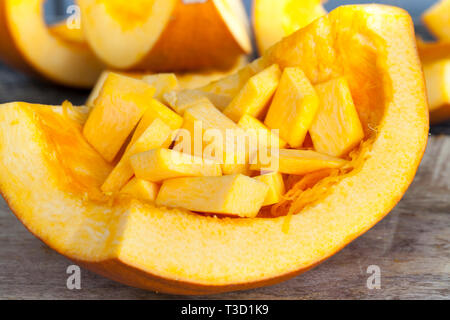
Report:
422,59,450,124
422,0,450,41
77,0,251,71
49,21,86,44
417,40,450,64
0,0,103,88
416,41,450,124
253,0,326,54
0,6,429,295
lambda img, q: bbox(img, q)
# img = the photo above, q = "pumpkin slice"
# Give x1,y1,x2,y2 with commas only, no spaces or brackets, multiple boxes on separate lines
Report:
250,149,348,175
174,100,239,159
165,90,214,116
86,71,111,108
131,148,222,183
238,114,287,149
0,6,429,295
141,74,179,101
253,0,326,54
0,0,103,88
127,99,183,150
167,57,269,112
156,174,269,218
120,178,159,202
77,0,251,71
223,64,281,122
87,72,179,108
423,59,450,124
235,114,286,175
83,73,155,162
309,77,365,157
265,67,319,148
254,172,286,206
101,119,173,193
175,101,249,175
422,0,450,41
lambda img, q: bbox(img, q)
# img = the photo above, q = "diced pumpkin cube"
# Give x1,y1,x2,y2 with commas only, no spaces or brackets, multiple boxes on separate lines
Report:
264,67,319,148
223,64,281,122
164,90,231,115
174,100,238,157
85,71,149,108
127,99,183,151
254,172,285,206
309,77,364,157
85,71,152,107
142,73,179,101
101,119,173,193
233,114,286,175
238,114,287,149
167,58,269,113
422,0,450,41
156,174,269,218
131,148,222,183
221,164,251,176
86,71,110,108
173,100,249,174
423,60,450,112
120,178,159,202
200,57,269,102
250,149,347,175
83,73,155,162
220,126,255,175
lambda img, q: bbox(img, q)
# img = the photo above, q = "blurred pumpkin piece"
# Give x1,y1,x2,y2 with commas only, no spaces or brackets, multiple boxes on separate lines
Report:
0,0,103,88
253,0,326,54
77,0,251,71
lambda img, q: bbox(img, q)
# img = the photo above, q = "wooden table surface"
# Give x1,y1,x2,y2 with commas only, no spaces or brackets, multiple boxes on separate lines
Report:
0,63,449,300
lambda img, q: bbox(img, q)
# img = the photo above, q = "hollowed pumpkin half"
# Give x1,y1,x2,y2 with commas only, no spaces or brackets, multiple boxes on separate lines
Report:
0,5,428,295
0,0,103,88
77,0,251,71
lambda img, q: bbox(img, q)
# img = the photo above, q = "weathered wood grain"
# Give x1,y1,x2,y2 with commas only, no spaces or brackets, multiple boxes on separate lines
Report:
0,137,448,300
0,64,448,300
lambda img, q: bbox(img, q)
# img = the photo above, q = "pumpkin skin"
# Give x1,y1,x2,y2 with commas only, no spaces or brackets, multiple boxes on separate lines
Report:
0,5,428,295
0,0,103,88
